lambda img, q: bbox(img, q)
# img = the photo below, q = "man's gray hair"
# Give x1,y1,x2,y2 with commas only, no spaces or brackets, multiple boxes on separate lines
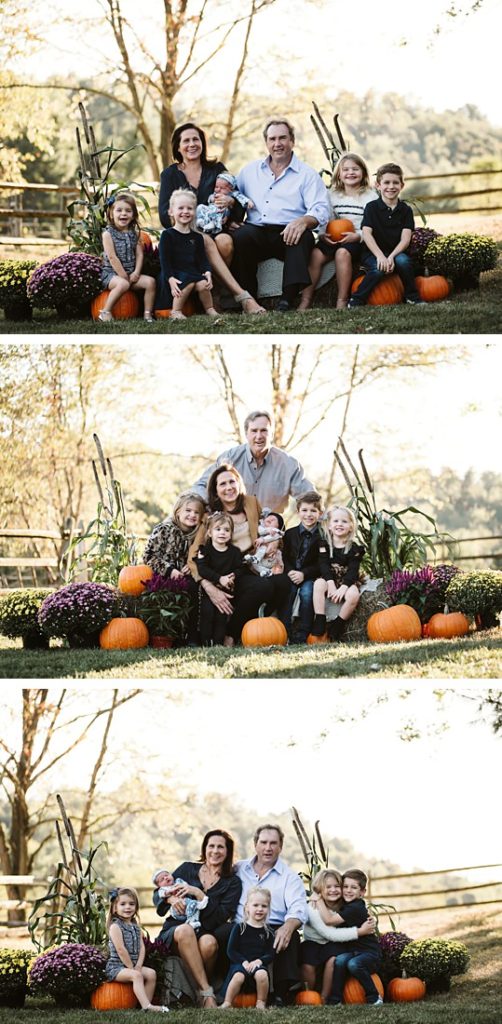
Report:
263,118,295,143
253,823,285,846
244,410,274,433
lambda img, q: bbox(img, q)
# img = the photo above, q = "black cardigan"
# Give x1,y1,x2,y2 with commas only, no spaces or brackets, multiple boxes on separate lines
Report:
158,161,244,229
318,541,365,586
154,861,242,935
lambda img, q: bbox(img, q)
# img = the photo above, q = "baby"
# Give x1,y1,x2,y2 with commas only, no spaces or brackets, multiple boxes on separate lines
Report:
195,172,254,236
152,867,208,930
244,510,284,577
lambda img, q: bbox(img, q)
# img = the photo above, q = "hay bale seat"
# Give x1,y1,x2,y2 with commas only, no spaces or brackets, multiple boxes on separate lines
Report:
344,581,390,644
216,258,336,311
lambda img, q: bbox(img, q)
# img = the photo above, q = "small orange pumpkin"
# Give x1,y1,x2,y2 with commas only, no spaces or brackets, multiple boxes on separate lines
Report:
118,563,153,596
139,229,153,252
415,275,450,302
426,611,469,639
99,617,149,650
155,299,196,318
387,976,426,1003
352,273,404,306
327,218,355,242
295,989,323,1006
232,993,257,1008
367,605,422,643
91,290,140,321
307,633,329,644
91,981,138,1010
241,603,288,647
343,974,384,1005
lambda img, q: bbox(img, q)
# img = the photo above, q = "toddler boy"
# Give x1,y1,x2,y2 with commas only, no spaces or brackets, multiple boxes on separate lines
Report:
327,869,383,1006
279,491,323,642
348,162,423,308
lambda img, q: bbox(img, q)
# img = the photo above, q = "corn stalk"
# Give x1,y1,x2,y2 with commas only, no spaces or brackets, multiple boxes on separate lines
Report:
310,102,349,184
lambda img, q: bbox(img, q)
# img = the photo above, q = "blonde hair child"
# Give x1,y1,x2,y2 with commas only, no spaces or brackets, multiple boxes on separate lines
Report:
221,887,275,1009
106,886,169,1012
99,192,156,322
311,506,364,641
159,188,218,319
299,152,377,310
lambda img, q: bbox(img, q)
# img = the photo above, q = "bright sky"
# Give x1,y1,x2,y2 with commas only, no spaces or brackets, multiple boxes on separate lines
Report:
18,0,502,127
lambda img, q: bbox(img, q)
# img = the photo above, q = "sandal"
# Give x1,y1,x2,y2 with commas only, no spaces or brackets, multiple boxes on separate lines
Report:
235,290,266,315
143,1004,170,1013
199,987,217,1009
169,310,186,320
143,311,155,322
97,310,113,322
205,307,220,317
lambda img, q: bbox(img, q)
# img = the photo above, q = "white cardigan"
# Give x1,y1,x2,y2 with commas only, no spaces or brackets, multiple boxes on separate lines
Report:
303,904,359,945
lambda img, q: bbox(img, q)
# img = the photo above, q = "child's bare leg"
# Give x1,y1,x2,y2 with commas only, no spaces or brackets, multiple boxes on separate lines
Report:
334,248,353,308
321,958,335,1002
298,248,329,310
102,276,130,315
339,584,360,621
255,968,269,1007
222,971,245,1007
196,279,218,316
313,578,327,614
114,967,157,1010
172,282,195,317
132,274,156,318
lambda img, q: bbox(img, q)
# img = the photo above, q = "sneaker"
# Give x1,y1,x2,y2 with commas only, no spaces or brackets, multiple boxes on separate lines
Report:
405,297,426,305
369,997,384,1006
276,299,293,312
347,298,363,309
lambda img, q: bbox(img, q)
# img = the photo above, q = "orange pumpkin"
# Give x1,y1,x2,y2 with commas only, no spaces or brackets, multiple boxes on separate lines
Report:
425,612,469,639
118,563,153,596
91,981,138,1010
232,993,257,1008
327,218,355,242
91,290,140,321
343,974,384,1005
295,989,323,1006
307,633,329,644
241,604,288,647
367,605,422,643
387,976,426,1003
352,273,404,306
139,229,153,252
415,275,450,302
99,617,149,650
155,299,196,318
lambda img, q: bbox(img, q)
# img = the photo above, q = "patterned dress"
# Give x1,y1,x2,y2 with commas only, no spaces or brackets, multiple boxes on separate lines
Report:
101,226,138,287
105,917,141,980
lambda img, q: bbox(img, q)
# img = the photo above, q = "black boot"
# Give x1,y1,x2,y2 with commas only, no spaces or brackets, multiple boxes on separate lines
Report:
310,613,327,636
328,616,347,641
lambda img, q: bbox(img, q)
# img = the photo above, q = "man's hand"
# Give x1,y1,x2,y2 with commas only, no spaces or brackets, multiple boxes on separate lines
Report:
273,920,298,952
281,217,309,246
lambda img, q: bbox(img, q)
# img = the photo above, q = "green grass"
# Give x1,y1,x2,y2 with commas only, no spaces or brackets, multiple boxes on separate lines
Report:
1,629,500,679
1,265,501,335
0,908,500,1022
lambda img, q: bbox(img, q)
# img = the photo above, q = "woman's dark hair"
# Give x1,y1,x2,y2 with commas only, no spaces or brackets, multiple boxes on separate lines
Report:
200,829,235,877
207,463,246,515
171,123,216,166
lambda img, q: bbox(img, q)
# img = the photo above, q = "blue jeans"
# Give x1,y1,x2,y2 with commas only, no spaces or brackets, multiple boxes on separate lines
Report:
352,251,420,304
281,579,314,642
329,950,381,1004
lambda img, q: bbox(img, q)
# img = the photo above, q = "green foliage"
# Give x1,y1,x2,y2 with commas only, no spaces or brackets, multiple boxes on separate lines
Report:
135,579,192,640
0,587,52,639
446,569,502,618
425,233,498,278
400,937,470,984
0,260,37,306
290,806,329,894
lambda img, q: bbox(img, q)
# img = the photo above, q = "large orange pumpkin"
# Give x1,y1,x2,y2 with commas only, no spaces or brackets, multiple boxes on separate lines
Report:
415,275,450,302
425,612,469,639
326,218,355,242
232,993,257,1008
118,563,153,596
241,604,288,647
91,981,138,1010
307,632,329,644
91,290,140,321
367,605,422,643
352,273,404,306
343,974,384,1005
99,617,149,649
295,989,323,1006
387,976,426,1003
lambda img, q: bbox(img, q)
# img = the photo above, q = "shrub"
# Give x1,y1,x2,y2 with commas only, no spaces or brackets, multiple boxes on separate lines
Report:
135,572,192,639
408,227,441,263
446,569,502,624
27,252,102,312
29,944,106,1005
0,947,34,985
385,564,462,622
0,588,53,641
400,937,469,988
38,582,119,643
424,233,498,280
378,931,413,984
0,259,37,308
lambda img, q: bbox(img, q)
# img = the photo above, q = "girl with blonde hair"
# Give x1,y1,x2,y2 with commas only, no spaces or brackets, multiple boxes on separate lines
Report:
311,506,365,641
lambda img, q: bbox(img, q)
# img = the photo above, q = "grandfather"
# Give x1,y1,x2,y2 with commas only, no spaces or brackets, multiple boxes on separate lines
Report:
231,118,331,311
192,410,315,514
234,824,307,1005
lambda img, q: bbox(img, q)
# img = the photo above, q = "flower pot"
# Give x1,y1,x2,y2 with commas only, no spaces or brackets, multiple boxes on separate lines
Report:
452,271,480,291
22,631,50,650
425,975,451,994
55,301,90,319
66,631,101,648
475,611,499,630
3,301,32,321
150,635,174,648
0,982,26,1007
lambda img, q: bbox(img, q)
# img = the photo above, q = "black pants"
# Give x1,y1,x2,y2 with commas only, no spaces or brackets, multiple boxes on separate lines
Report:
228,571,290,642
199,589,229,645
270,927,302,999
231,223,315,301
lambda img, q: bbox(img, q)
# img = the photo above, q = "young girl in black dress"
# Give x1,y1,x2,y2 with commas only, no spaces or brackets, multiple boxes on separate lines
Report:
310,506,365,641
159,188,219,319
221,887,275,1009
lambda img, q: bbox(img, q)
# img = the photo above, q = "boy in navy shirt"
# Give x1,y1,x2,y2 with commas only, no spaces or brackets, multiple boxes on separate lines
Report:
326,869,382,1006
348,162,423,308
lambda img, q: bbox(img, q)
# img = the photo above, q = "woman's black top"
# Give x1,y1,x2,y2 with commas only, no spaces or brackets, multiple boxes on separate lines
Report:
159,161,244,229
154,861,242,936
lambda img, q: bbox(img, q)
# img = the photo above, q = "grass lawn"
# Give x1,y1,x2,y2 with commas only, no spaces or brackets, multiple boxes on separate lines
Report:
0,907,500,1022
1,628,500,679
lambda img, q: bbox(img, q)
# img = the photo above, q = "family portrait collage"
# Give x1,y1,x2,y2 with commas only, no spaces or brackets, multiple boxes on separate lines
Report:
0,1,501,1023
